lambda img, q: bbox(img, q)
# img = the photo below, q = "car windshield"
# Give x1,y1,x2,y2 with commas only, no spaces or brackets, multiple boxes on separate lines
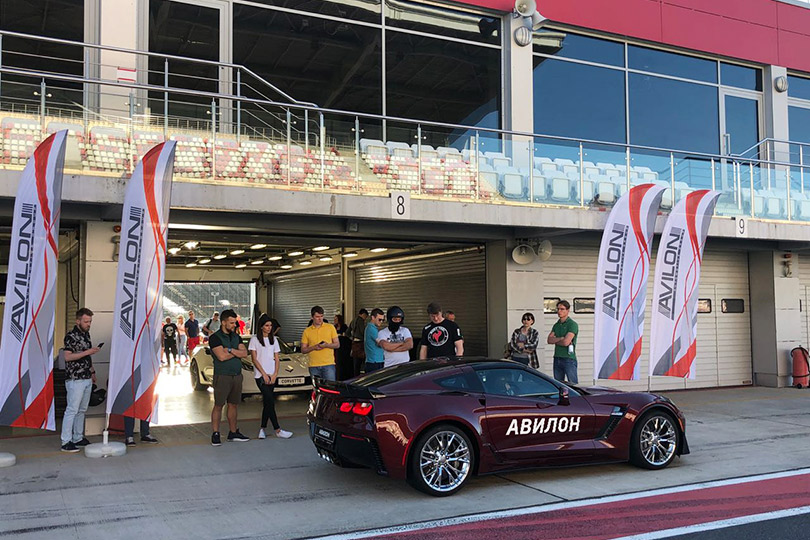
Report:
241,335,297,354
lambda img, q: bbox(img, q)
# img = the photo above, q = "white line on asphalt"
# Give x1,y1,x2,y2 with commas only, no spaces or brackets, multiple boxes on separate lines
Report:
612,505,810,539
307,467,810,540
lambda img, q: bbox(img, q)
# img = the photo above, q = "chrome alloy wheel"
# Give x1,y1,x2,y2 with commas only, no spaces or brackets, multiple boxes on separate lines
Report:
639,415,677,466
419,431,471,493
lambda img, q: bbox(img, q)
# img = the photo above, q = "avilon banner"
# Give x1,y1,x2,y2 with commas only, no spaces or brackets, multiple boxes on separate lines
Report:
649,190,721,378
594,183,666,381
107,141,176,423
0,131,67,430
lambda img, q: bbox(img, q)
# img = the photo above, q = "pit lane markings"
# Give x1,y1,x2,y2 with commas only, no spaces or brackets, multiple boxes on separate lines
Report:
308,467,810,540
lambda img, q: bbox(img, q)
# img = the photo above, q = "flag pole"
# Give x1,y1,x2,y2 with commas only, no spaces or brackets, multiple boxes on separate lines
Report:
85,411,125,458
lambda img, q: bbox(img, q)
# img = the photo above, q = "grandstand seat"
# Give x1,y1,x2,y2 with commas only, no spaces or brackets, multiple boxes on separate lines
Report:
171,133,211,178
214,139,245,181
243,140,281,184
359,138,384,154
531,173,546,202
87,126,129,173
387,141,413,157
485,151,511,169
46,121,85,168
437,146,462,162
549,175,573,203
132,131,164,163
412,144,440,162
2,117,41,166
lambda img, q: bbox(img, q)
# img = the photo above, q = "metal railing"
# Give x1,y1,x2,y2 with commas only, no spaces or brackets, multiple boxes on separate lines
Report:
0,30,808,223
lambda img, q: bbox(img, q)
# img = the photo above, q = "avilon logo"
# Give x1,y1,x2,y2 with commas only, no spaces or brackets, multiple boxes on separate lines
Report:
601,223,628,320
657,227,684,320
119,206,144,339
9,203,37,342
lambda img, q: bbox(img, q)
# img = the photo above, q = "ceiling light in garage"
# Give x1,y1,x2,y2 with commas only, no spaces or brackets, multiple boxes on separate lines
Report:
300,260,313,266
185,262,197,268
370,247,388,253
235,263,247,269
288,250,304,257
250,259,264,265
168,247,181,255
312,246,330,251
213,254,227,260
183,241,199,249
319,256,332,262
267,255,283,261
342,252,359,258
281,264,293,269
250,243,267,250
230,249,245,255
198,258,212,264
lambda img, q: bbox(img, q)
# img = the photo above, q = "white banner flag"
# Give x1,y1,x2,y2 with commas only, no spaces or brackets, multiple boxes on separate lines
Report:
650,190,721,378
0,131,67,430
107,141,176,422
594,183,666,381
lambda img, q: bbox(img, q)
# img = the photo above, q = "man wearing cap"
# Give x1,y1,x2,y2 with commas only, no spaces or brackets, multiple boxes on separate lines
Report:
419,302,464,359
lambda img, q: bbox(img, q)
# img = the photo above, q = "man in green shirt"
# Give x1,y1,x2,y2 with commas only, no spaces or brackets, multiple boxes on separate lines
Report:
547,300,579,384
208,309,250,445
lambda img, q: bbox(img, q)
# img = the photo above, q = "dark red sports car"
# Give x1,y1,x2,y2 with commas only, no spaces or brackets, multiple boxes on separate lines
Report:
307,358,689,496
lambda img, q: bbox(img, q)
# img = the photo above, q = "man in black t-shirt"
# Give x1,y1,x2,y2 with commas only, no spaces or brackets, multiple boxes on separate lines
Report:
419,302,464,359
161,316,179,366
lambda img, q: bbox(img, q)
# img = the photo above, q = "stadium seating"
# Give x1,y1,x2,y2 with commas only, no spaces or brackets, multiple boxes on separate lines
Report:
2,117,41,166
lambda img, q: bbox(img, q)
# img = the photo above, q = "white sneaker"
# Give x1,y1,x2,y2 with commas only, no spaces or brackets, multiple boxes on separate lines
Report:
276,429,293,439
258,428,266,439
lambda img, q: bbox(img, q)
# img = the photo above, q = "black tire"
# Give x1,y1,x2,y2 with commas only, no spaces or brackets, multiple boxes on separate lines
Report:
629,410,680,470
190,361,206,391
408,424,474,497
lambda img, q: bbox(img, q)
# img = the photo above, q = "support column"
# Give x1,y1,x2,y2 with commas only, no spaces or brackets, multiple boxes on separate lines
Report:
486,241,545,362
749,251,801,387
764,66,790,163
503,16,535,172
97,0,139,118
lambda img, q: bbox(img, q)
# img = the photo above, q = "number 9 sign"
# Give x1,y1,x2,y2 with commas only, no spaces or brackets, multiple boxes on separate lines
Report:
391,191,411,219
735,216,748,238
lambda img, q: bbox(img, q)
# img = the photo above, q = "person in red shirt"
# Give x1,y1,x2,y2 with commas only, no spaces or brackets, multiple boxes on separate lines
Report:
237,314,246,335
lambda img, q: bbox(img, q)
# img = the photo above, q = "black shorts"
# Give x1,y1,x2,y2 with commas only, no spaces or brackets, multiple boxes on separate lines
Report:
164,343,178,355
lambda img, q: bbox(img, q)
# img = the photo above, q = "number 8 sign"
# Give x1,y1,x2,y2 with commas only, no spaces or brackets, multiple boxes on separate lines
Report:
391,191,411,220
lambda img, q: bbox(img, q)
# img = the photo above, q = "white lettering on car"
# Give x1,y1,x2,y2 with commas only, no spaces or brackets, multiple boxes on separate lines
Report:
504,416,582,435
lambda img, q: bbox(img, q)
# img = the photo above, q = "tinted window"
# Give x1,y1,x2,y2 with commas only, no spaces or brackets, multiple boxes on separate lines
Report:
534,58,626,143
697,299,712,313
477,368,560,398
573,298,595,314
385,0,500,45
721,63,762,91
629,74,719,153
721,299,745,313
533,31,624,67
544,298,561,314
352,360,448,386
788,75,810,101
724,95,760,155
246,0,381,23
629,45,716,83
435,372,480,392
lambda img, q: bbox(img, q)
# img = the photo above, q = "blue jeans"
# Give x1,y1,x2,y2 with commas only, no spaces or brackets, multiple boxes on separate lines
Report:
124,416,151,438
61,378,92,444
553,357,579,384
309,365,336,382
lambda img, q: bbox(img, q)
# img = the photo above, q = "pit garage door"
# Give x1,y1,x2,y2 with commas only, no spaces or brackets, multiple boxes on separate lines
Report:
271,267,341,343
541,243,752,391
352,249,487,356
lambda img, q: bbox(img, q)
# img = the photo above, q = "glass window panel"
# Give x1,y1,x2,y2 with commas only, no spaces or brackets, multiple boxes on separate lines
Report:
629,45,717,83
476,368,560,398
233,4,382,115
243,0,381,24
533,30,624,67
720,63,762,91
543,298,560,314
533,58,626,143
386,31,500,130
721,299,745,313
697,299,712,313
789,106,810,144
573,298,595,314
629,73,719,154
788,75,810,101
385,0,500,45
724,95,760,155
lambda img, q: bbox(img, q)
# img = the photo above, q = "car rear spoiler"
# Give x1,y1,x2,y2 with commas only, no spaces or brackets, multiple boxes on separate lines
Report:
313,378,383,399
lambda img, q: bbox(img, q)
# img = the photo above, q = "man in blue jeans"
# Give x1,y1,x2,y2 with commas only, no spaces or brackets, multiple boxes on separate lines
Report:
547,300,579,384
61,307,101,453
363,308,385,373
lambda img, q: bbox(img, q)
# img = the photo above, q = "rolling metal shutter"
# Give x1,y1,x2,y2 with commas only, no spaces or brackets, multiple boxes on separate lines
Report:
800,271,810,349
353,249,487,356
271,267,341,343
542,242,751,391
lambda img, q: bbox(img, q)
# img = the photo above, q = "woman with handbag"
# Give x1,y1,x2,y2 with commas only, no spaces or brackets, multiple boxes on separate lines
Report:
509,312,540,367
248,314,292,440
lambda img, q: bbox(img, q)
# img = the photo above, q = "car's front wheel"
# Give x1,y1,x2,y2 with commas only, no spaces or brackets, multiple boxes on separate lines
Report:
190,361,206,391
408,425,473,497
630,410,679,470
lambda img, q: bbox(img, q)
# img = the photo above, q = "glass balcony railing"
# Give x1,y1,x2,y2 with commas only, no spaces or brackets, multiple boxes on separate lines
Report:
0,29,809,225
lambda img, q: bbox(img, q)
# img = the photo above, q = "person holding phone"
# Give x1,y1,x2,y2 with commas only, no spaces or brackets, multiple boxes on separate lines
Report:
60,307,101,453
301,305,339,381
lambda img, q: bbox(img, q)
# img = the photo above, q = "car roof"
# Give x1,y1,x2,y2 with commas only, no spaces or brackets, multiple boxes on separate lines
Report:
351,357,529,389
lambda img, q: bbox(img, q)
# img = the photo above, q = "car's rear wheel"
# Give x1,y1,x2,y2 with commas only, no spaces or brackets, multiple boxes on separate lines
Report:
190,361,205,391
408,425,473,497
630,410,679,470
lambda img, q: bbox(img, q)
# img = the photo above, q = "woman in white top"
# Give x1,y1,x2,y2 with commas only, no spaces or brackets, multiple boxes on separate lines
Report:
248,314,292,439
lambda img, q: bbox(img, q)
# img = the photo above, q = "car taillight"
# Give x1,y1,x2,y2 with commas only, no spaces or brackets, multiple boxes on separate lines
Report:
339,402,354,413
352,402,373,416
311,390,316,402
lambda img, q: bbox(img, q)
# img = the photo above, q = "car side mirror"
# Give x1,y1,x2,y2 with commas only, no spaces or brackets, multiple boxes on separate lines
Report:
558,387,570,405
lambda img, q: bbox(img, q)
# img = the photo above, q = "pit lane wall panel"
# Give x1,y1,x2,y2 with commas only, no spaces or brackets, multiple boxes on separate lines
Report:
541,240,751,391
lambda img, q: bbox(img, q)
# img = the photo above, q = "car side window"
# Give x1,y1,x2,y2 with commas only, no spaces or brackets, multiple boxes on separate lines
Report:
435,374,469,390
477,368,559,398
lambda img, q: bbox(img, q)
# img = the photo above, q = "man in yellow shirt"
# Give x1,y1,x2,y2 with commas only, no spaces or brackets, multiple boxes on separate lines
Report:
301,305,339,381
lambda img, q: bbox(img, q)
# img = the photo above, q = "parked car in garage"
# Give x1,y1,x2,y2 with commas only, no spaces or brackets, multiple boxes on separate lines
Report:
190,335,311,395
308,357,689,496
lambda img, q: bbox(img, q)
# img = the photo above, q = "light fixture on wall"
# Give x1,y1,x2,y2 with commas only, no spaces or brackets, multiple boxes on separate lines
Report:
512,0,547,47
511,243,536,265
774,76,788,93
